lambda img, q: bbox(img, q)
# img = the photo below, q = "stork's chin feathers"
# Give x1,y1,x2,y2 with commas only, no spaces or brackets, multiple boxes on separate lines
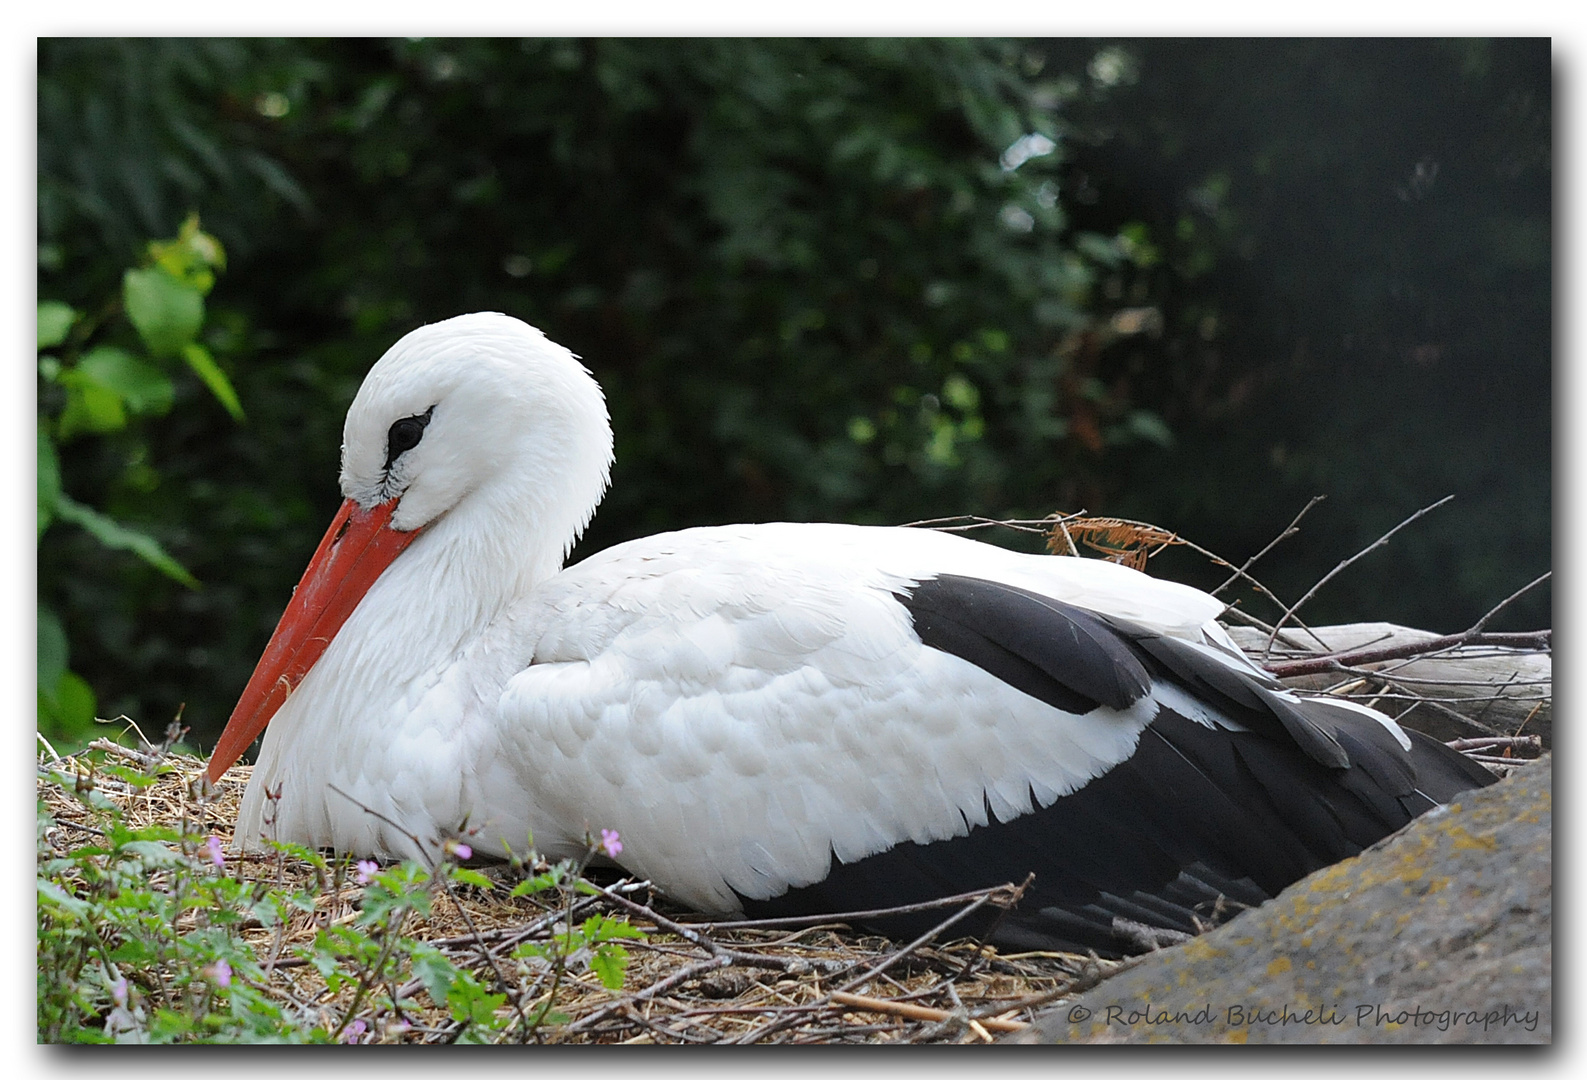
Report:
210,312,1496,955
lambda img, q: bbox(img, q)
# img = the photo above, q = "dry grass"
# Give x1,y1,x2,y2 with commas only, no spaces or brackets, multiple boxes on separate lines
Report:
37,744,1104,1044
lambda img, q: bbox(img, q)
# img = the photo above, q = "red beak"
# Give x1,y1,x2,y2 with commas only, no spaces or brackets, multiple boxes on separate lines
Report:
205,498,423,782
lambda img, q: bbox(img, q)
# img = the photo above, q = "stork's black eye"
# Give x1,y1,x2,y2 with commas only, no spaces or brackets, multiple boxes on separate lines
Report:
385,406,435,469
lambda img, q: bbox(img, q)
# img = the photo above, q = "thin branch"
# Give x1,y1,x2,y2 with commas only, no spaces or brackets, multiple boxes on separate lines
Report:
831,879,1028,996
1375,678,1514,739
563,957,733,1034
1050,513,1081,557
965,981,1089,1025
326,784,437,872
430,893,612,955
1262,495,1456,658
44,818,106,837
1464,753,1544,767
1210,495,1326,598
690,883,1030,932
1323,671,1549,690
1219,605,1320,651
1444,735,1543,755
618,1001,719,1043
588,882,846,975
829,991,1027,1033
731,878,1030,1045
1322,685,1534,709
1264,629,1550,678
902,512,1088,538
434,866,533,1036
1160,534,1331,650
1464,571,1552,637
1512,700,1546,738
85,737,166,769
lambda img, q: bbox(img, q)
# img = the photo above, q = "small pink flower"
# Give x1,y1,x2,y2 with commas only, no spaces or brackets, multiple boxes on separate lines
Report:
344,1018,367,1044
599,829,623,858
110,977,128,1007
204,958,232,989
205,835,225,868
354,859,379,885
444,838,472,860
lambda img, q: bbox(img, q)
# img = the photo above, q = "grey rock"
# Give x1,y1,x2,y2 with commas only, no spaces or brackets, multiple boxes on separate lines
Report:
1015,756,1551,1044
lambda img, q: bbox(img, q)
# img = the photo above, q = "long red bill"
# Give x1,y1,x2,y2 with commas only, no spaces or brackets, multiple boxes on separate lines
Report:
205,498,423,782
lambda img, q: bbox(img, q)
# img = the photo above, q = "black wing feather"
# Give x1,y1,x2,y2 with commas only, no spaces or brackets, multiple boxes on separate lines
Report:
900,576,1151,712
740,573,1497,956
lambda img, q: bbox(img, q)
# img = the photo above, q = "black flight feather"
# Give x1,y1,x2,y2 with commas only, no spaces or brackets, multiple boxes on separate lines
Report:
739,572,1498,955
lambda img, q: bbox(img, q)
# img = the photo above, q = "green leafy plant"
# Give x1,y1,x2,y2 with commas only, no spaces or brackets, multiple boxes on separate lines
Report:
504,832,647,1034
37,752,642,1044
38,215,242,747
37,758,312,1043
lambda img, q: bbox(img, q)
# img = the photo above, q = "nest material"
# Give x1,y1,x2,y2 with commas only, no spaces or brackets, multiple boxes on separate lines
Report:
37,745,1102,1044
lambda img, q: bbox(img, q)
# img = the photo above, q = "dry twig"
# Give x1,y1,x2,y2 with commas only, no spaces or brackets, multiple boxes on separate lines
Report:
1261,495,1456,657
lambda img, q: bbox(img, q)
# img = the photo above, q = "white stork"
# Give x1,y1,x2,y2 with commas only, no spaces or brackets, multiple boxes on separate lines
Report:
206,312,1493,955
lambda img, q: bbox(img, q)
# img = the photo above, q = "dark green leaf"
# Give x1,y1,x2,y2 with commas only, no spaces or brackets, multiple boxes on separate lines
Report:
582,914,646,942
38,301,77,349
446,972,507,1026
118,840,187,867
182,343,245,422
37,429,60,535
76,346,175,416
509,867,564,897
1124,409,1175,448
53,494,200,588
448,867,496,891
148,213,227,294
39,670,97,740
123,267,203,357
409,944,460,1006
38,878,91,919
38,604,68,690
589,945,629,990
56,378,126,438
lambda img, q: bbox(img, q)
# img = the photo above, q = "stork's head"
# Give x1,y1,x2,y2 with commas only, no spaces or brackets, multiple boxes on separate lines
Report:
337,313,612,536
205,313,613,781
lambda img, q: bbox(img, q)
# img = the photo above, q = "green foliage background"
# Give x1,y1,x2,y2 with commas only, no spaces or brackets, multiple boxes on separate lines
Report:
37,38,1551,753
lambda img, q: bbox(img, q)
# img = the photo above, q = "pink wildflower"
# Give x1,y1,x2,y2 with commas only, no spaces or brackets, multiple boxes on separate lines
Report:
444,838,472,860
205,835,225,868
344,1018,367,1044
599,829,623,858
110,977,128,1007
354,859,379,885
204,958,232,989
